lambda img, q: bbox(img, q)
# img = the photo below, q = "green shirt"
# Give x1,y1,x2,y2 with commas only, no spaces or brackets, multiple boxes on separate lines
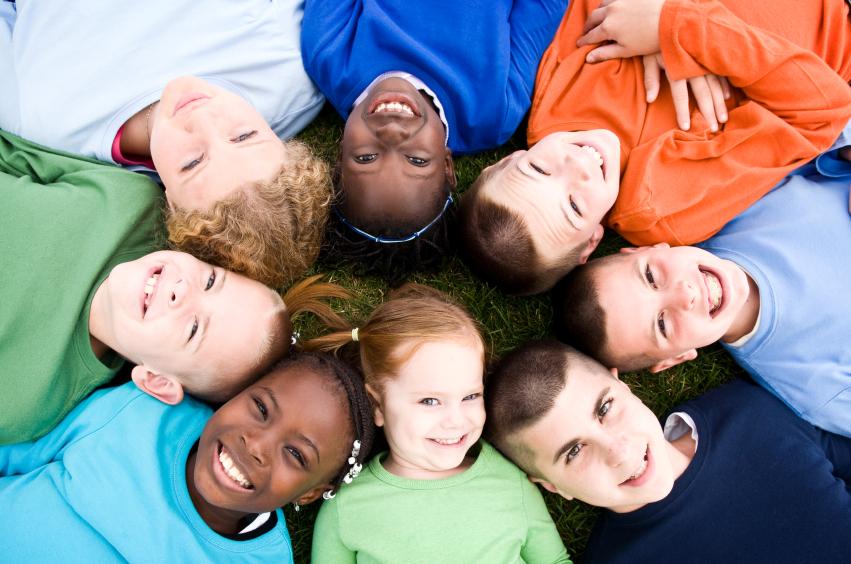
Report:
312,441,572,564
0,131,163,445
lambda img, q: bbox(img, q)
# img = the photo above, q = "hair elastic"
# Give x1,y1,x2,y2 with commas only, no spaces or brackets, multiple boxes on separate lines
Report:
351,327,359,342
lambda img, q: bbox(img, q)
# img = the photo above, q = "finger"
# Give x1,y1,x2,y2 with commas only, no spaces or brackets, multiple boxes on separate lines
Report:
597,0,618,7
668,72,691,131
704,74,728,124
585,43,628,64
688,75,718,132
577,23,612,48
719,76,731,100
582,7,607,35
642,55,661,103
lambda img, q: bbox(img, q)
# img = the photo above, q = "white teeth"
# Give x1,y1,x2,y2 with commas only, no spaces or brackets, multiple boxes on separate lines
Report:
431,437,462,445
144,273,159,296
625,454,648,482
580,145,604,168
374,101,415,116
702,271,723,313
219,448,252,489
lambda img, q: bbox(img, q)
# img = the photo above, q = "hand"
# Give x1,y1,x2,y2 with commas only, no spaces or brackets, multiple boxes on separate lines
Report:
578,0,667,63
643,52,731,132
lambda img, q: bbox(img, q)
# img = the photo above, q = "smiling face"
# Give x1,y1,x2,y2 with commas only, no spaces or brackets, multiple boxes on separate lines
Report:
593,244,753,371
151,76,287,211
373,340,486,479
192,364,352,515
94,251,289,398
483,131,620,265
522,362,680,512
338,77,456,230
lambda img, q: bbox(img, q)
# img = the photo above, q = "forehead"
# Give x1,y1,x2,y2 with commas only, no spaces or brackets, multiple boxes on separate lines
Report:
391,340,484,392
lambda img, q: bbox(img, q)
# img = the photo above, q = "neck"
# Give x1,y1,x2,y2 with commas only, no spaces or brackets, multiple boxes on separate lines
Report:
88,281,115,361
120,101,159,160
381,451,475,480
721,271,761,343
185,449,250,535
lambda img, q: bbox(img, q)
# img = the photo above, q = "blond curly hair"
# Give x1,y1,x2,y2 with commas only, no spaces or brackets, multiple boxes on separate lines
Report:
166,139,332,288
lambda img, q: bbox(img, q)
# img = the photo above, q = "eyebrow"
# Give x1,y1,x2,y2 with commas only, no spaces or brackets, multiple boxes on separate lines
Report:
299,433,320,463
634,260,660,348
261,386,281,414
551,385,612,465
593,386,611,419
260,387,320,463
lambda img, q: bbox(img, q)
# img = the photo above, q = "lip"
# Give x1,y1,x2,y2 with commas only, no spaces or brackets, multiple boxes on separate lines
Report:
620,446,653,488
367,91,422,118
141,266,163,319
427,433,469,449
173,92,211,117
212,441,254,494
699,265,726,318
571,140,610,182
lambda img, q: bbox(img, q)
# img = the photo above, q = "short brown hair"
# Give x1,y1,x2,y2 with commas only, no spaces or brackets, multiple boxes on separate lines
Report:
553,255,662,373
485,340,602,478
302,283,487,402
458,163,586,296
166,139,332,289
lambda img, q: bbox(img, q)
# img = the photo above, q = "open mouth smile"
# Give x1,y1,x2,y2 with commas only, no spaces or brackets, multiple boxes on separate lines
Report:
428,434,468,448
620,447,650,486
368,92,422,118
700,269,724,316
217,442,254,490
142,267,163,318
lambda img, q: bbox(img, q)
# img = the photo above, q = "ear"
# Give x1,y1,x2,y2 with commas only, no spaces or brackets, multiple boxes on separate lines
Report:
294,482,336,507
578,224,606,264
609,367,621,380
131,365,184,405
649,349,698,373
365,384,385,427
529,476,572,499
443,147,458,190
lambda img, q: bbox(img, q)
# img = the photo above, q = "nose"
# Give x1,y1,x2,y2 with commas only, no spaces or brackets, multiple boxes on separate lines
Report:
183,107,216,133
168,277,192,309
672,278,697,311
441,404,466,430
374,121,412,144
242,429,269,466
601,434,631,467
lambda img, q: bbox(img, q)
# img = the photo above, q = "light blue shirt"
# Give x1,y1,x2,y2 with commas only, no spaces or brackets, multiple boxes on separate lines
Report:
696,126,851,437
0,0,323,169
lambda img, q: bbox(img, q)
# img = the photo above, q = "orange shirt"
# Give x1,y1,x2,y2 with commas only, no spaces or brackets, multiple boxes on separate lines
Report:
528,0,851,246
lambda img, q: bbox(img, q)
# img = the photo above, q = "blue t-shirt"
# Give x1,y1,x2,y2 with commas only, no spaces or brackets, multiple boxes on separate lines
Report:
585,379,851,564
301,0,567,155
695,130,851,437
0,383,293,563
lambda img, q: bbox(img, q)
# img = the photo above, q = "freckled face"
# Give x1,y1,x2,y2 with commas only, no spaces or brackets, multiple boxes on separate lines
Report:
194,366,352,513
484,131,620,264
151,76,286,211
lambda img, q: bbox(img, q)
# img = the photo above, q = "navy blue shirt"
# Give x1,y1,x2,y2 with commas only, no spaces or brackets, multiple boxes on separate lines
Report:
585,379,851,564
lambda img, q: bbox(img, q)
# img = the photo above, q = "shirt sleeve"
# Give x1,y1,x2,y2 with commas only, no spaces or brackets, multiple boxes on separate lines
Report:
816,421,851,483
803,388,851,449
611,0,851,245
311,497,357,564
519,477,573,564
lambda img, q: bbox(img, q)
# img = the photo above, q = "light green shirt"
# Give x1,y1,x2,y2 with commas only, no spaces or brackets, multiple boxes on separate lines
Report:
312,441,572,564
0,131,162,445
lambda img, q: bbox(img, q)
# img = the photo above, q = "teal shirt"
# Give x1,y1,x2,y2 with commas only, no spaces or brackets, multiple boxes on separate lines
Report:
312,441,572,564
0,131,162,445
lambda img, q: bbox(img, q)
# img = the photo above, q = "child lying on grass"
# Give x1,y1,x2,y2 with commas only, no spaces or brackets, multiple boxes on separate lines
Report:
459,0,851,295
485,340,851,564
0,353,375,563
553,129,851,436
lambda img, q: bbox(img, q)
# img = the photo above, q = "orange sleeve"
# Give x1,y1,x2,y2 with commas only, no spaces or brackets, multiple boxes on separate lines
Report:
611,0,851,246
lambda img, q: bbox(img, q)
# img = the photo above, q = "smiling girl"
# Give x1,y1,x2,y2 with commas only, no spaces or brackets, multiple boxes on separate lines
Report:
1,0,329,287
0,353,375,562
304,284,571,563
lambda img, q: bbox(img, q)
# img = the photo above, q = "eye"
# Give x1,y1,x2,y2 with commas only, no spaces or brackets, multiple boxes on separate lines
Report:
570,198,582,217
254,397,268,421
205,271,216,291
530,163,549,175
188,318,198,342
234,131,257,142
566,443,582,463
287,447,306,467
407,156,428,166
420,398,439,406
598,399,613,421
658,315,667,338
645,264,657,289
463,393,480,401
355,154,377,163
181,155,203,172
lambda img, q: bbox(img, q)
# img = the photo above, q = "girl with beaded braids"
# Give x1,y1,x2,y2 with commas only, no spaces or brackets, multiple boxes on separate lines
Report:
1,0,329,288
303,284,572,563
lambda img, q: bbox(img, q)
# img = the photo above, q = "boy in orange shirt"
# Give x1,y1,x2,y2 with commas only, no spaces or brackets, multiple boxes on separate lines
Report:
459,0,851,295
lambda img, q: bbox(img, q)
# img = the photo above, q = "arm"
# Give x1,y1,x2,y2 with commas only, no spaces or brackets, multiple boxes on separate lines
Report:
816,420,851,483
311,498,357,564
519,478,573,564
805,389,851,467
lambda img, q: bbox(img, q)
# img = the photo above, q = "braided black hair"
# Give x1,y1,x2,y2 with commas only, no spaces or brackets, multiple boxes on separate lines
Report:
321,175,456,287
269,352,376,494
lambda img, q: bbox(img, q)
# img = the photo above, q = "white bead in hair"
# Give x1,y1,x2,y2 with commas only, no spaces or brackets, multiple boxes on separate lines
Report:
323,490,336,500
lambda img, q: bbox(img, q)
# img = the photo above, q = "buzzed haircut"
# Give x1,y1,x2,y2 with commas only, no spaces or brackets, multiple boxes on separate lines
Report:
484,339,572,477
552,255,662,373
458,163,586,296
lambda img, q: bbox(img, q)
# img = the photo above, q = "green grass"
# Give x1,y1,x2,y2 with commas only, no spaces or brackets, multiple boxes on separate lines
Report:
284,103,747,563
